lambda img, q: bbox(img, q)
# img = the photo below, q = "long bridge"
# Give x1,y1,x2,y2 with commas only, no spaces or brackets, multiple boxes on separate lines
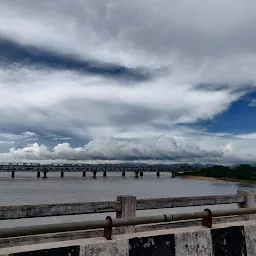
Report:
0,163,202,178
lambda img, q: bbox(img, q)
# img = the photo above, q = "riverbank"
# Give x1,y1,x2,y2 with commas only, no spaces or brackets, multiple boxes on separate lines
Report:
180,176,220,182
181,175,256,184
221,177,256,184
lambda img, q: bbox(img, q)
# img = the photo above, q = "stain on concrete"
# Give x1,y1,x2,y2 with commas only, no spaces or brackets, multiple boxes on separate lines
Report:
81,240,128,256
129,234,175,256
175,229,213,256
211,226,247,256
9,246,80,256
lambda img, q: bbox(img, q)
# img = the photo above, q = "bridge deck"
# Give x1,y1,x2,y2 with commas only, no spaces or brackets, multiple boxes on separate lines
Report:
0,163,201,172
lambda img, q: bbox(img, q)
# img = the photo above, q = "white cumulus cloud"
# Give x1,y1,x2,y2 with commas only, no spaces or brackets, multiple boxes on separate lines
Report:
0,1,256,163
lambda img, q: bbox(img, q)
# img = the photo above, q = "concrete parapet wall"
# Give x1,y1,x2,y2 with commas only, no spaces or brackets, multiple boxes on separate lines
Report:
1,220,256,256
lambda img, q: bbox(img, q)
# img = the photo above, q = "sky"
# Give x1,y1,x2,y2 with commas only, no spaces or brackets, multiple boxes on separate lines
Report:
0,0,256,165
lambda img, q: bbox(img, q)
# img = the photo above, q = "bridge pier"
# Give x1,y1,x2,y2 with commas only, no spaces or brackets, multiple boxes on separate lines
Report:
122,171,125,177
140,171,143,177
11,171,15,179
82,171,86,177
157,171,160,177
43,172,47,179
170,172,175,178
93,171,97,179
37,171,40,178
103,171,107,177
60,171,64,178
135,171,139,178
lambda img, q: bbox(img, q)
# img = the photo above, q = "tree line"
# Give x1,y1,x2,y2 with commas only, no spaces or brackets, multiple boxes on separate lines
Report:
178,164,256,181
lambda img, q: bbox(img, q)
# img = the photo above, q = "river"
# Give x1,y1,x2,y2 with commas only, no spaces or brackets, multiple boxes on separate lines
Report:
0,172,256,228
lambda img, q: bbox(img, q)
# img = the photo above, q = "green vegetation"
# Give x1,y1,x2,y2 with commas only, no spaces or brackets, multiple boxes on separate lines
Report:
179,164,256,182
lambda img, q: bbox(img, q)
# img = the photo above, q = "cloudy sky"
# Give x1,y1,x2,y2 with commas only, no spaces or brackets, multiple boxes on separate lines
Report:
0,0,256,164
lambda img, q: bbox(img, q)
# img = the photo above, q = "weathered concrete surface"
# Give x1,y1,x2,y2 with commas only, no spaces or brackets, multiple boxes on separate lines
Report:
244,224,256,256
136,194,244,210
129,234,175,255
238,190,256,220
81,240,128,256
175,229,212,256
1,220,256,256
116,196,136,234
0,201,119,220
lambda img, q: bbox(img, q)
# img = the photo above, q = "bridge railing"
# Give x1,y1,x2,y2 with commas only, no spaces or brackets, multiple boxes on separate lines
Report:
0,163,201,172
0,190,255,248
0,193,245,220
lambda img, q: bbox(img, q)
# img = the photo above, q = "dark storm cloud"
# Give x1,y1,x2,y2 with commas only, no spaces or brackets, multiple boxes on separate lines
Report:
0,38,152,82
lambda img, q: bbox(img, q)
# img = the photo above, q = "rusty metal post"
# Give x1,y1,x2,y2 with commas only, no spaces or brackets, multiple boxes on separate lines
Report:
116,195,136,234
202,209,212,228
103,216,113,240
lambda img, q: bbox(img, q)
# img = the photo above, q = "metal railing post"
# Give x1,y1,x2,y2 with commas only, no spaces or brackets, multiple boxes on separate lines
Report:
237,190,256,220
116,195,136,234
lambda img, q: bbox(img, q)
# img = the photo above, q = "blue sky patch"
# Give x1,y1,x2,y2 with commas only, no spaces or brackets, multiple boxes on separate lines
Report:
199,90,256,134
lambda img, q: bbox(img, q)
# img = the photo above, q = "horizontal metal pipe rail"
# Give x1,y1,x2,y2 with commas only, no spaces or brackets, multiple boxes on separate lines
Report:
0,207,255,239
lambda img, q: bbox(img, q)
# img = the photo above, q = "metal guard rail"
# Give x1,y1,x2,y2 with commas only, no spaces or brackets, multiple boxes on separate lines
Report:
0,207,256,240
